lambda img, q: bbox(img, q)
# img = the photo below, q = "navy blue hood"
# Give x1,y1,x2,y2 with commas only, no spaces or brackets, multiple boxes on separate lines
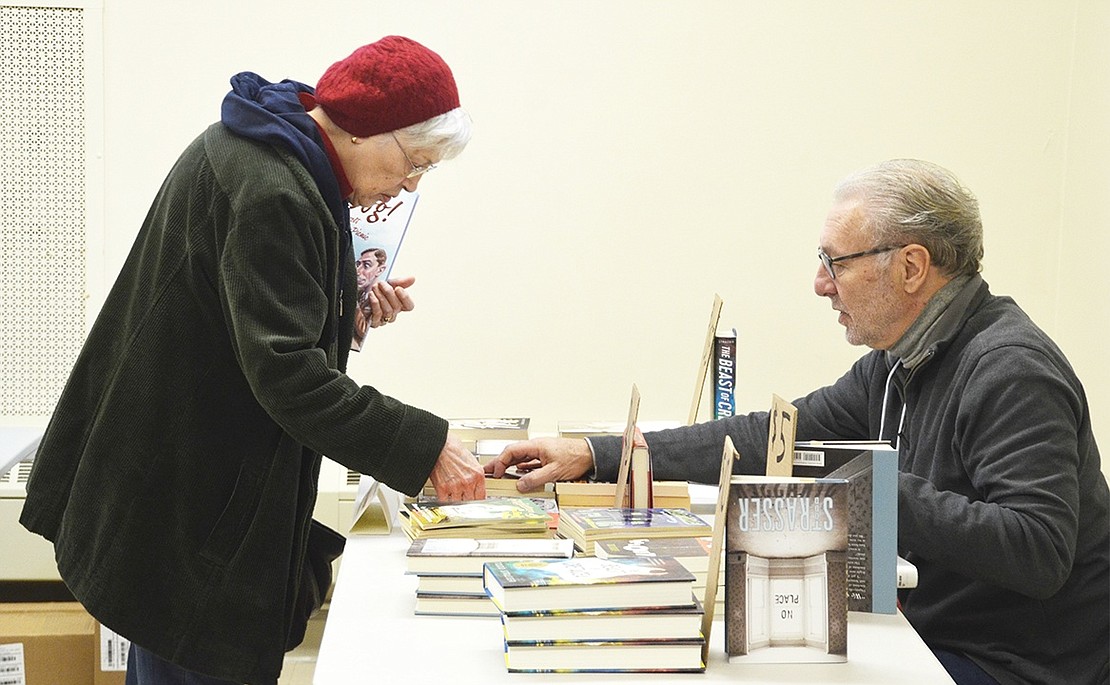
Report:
220,71,348,232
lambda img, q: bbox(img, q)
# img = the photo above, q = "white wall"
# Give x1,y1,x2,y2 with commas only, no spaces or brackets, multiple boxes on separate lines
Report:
96,1,1109,477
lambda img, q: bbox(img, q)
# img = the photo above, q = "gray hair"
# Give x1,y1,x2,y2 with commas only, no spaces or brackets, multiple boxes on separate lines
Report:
394,107,472,162
833,159,984,277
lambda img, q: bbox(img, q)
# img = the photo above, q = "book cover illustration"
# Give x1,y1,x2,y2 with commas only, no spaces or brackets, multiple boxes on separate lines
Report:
713,327,737,420
593,536,713,568
725,477,849,663
486,556,694,590
499,601,705,642
349,189,418,351
483,556,696,613
403,497,550,531
560,507,711,536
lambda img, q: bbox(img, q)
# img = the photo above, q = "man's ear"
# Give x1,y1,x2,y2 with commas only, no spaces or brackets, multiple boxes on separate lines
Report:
900,244,932,294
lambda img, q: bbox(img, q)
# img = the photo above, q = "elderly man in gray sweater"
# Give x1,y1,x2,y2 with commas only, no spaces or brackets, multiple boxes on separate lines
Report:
488,159,1110,685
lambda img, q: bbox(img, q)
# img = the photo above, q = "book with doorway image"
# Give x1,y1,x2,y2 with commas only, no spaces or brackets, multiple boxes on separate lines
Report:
349,189,418,351
724,475,849,664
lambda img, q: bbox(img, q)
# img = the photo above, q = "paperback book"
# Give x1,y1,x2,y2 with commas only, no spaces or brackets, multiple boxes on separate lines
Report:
405,537,575,576
400,497,552,540
349,190,417,351
724,476,849,664
556,507,712,556
483,556,696,613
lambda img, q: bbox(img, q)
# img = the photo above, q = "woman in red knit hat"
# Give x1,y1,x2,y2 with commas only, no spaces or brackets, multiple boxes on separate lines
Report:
21,35,483,685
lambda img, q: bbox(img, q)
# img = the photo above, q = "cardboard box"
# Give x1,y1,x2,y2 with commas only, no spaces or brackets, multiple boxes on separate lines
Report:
0,603,129,685
0,602,95,685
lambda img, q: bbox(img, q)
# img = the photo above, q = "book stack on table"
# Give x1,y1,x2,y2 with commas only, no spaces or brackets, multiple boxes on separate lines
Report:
594,535,724,614
483,555,706,673
556,507,712,556
406,538,575,617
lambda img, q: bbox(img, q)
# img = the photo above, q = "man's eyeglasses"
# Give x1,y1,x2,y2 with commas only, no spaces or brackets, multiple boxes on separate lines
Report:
390,132,436,179
818,244,907,280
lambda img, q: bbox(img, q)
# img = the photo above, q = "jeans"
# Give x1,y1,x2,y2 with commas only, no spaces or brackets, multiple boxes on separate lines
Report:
125,642,242,685
931,648,1003,685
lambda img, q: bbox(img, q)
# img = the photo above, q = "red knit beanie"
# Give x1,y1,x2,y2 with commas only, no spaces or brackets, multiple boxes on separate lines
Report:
315,36,461,138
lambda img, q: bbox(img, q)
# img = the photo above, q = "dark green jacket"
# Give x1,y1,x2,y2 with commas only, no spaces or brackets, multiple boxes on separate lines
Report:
21,123,447,683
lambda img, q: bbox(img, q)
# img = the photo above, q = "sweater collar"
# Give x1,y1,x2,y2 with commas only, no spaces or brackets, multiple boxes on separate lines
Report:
887,273,984,370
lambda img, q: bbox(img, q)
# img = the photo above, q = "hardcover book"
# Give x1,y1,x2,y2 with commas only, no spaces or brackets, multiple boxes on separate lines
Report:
405,537,575,576
413,591,500,618
793,442,898,613
713,327,737,420
499,601,705,642
483,556,696,613
557,507,711,556
724,476,849,663
593,536,712,570
502,637,706,673
349,190,418,351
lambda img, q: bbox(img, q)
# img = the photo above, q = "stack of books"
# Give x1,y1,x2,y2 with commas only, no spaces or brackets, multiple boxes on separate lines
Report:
406,537,574,617
554,480,691,510
556,507,712,556
593,536,724,613
483,556,706,672
447,417,530,453
399,497,554,540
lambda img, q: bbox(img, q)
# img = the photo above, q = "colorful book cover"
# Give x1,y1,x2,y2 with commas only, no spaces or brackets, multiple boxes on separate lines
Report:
503,637,706,673
403,497,550,531
593,536,712,571
724,477,849,663
349,190,418,351
713,327,737,420
500,601,704,642
483,556,696,613
560,507,711,537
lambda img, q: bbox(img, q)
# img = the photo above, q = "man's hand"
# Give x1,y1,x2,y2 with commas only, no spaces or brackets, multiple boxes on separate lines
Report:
484,438,594,492
428,434,486,501
370,276,416,328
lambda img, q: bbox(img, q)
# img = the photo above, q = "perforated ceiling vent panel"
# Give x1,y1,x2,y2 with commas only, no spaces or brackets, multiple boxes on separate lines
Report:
0,6,87,417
